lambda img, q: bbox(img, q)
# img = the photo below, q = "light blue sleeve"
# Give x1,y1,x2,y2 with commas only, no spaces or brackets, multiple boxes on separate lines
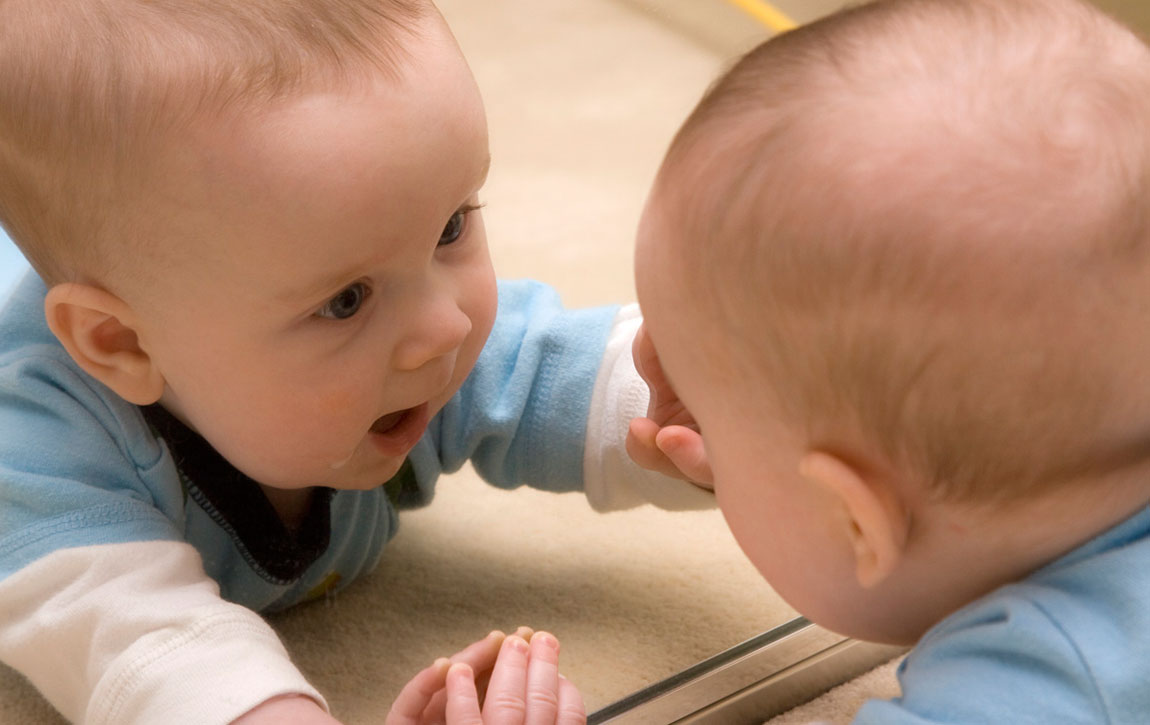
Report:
403,279,618,504
853,596,1105,725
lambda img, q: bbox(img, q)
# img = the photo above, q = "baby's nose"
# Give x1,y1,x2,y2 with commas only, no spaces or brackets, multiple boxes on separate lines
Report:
391,304,472,372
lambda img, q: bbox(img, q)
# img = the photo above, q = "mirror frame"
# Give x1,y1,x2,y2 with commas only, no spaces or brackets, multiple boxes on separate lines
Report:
590,619,905,724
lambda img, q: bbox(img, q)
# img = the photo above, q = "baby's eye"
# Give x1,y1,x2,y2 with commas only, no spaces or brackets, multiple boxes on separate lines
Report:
439,204,481,247
317,282,370,320
438,210,467,246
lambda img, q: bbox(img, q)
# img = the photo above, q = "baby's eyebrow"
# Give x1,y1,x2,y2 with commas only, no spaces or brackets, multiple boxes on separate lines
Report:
276,152,491,308
278,262,366,307
477,154,492,186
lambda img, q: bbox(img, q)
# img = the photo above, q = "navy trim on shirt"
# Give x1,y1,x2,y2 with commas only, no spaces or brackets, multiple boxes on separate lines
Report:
141,404,335,584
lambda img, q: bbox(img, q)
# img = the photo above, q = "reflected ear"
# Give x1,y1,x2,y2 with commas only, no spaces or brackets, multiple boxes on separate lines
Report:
44,283,165,405
799,450,909,589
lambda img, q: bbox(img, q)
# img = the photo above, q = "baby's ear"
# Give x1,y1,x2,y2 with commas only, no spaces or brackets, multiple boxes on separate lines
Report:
800,450,910,589
44,283,165,405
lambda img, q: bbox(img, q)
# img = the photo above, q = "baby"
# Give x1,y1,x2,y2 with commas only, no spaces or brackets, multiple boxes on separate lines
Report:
630,0,1150,720
0,1,707,723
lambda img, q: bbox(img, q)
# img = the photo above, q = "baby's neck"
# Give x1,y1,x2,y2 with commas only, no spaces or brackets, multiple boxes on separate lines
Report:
899,471,1150,639
974,471,1150,567
259,485,317,533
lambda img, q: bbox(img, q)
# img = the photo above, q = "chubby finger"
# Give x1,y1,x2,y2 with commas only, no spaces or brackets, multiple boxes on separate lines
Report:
450,630,506,670
482,635,531,725
556,675,586,725
656,426,714,486
475,628,527,706
631,324,670,415
627,419,678,476
628,419,700,480
524,632,561,725
420,630,507,720
444,663,485,725
386,658,451,725
631,323,654,384
626,418,659,467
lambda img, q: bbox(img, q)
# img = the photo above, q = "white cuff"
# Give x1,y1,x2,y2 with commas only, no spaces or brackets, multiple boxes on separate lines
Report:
583,304,716,512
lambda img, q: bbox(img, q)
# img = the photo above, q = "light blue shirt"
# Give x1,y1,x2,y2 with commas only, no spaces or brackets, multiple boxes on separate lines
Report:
855,505,1150,724
0,270,617,612
0,228,26,301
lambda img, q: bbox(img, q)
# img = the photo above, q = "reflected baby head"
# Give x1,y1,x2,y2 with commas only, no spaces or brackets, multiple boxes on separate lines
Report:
636,0,1150,642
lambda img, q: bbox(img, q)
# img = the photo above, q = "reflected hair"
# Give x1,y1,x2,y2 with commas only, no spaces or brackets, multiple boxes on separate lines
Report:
655,0,1150,502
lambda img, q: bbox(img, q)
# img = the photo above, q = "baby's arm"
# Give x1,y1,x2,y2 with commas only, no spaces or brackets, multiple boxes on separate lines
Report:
0,541,325,724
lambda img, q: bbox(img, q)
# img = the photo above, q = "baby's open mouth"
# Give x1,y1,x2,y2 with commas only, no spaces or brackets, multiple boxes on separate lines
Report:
370,409,408,435
367,403,431,457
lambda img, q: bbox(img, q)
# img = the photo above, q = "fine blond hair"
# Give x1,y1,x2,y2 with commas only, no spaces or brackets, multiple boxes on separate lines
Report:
656,0,1150,502
0,0,425,284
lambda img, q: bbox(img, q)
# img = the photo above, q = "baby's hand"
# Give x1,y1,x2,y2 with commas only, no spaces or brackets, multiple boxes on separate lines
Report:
625,324,714,488
387,629,584,725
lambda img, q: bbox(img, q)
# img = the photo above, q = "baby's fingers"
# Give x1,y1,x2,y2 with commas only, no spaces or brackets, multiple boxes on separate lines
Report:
655,426,714,487
482,635,531,725
631,323,657,388
556,676,586,725
524,633,560,725
444,663,485,725
386,658,451,725
627,418,688,479
450,630,506,671
421,630,507,721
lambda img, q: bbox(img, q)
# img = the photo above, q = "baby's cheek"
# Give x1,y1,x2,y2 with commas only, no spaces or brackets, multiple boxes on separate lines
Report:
318,387,364,419
287,377,369,428
469,267,499,339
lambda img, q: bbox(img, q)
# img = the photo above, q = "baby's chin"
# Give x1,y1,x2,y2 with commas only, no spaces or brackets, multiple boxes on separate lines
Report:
325,454,409,491
807,598,934,647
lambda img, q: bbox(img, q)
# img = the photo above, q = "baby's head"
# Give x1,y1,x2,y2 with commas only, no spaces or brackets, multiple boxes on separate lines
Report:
0,1,497,492
637,0,1150,643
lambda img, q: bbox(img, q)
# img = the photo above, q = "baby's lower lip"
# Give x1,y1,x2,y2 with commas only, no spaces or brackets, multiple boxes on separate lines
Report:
368,403,430,457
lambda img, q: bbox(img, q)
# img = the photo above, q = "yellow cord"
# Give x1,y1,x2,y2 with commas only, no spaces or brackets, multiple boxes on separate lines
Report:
724,0,798,32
